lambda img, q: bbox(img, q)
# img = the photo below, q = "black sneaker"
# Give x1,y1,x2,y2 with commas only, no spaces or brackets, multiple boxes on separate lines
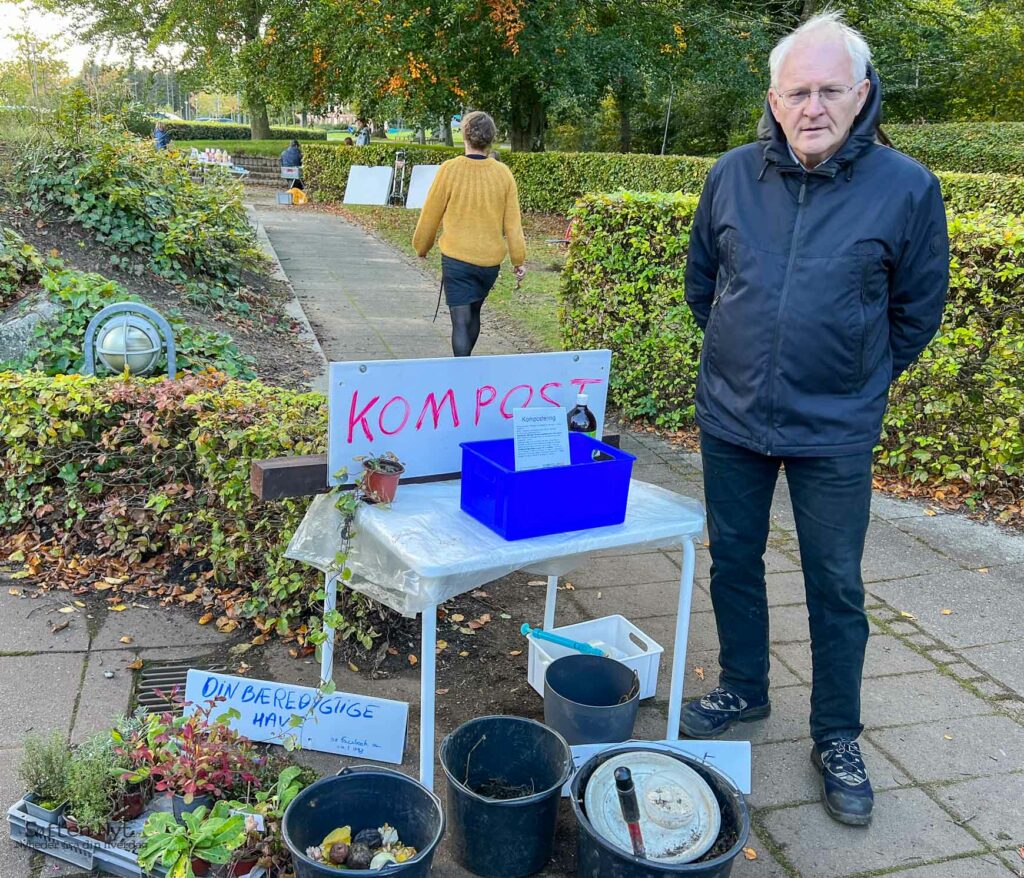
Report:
679,687,771,737
811,739,874,826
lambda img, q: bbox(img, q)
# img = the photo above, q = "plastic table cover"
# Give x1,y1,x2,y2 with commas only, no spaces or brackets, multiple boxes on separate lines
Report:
286,480,705,617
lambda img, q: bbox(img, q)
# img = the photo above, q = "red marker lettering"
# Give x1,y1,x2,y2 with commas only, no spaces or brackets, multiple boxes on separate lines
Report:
348,392,380,443
500,384,534,419
539,381,562,406
475,385,497,426
378,396,411,436
416,389,460,430
570,378,604,395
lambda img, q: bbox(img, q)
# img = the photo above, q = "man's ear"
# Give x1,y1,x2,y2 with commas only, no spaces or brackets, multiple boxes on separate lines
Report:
768,89,783,124
854,78,870,114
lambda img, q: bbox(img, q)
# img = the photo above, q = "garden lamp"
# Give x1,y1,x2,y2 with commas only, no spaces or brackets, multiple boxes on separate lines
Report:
83,303,177,379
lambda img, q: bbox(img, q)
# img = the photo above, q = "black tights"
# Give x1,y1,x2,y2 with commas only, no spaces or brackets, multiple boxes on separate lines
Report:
450,301,484,357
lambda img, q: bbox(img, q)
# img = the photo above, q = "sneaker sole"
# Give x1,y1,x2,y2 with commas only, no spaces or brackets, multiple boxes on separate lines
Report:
810,750,873,826
679,703,771,738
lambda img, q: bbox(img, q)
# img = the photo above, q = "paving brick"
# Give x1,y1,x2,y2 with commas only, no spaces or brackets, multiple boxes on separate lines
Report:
862,672,991,730
768,604,810,644
962,641,1024,696
0,589,90,653
748,737,909,809
893,514,1024,568
0,654,82,747
559,552,685,590
932,773,1024,849
870,714,1024,782
561,578,710,621
880,855,1021,877
863,635,936,677
869,493,940,521
726,835,791,876
90,604,229,650
0,749,33,877
759,788,981,878
715,685,812,745
860,520,955,582
70,653,133,745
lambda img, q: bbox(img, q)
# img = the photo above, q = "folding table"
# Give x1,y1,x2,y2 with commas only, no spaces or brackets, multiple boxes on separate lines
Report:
287,479,705,788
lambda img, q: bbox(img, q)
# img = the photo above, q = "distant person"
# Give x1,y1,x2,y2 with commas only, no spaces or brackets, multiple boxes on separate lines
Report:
412,110,526,357
343,136,354,146
153,121,171,150
355,119,371,146
279,139,303,190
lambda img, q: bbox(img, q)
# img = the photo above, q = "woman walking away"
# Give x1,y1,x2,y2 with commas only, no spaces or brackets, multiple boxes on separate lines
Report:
412,111,526,357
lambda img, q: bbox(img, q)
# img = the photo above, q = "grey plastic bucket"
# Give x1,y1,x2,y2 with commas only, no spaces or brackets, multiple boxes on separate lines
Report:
544,654,640,745
440,715,573,878
571,746,750,877
281,766,444,878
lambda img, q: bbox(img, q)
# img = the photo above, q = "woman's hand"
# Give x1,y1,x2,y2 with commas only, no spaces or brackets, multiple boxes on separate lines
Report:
513,265,526,281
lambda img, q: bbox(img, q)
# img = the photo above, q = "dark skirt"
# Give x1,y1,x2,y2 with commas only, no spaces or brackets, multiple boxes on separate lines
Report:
442,255,501,306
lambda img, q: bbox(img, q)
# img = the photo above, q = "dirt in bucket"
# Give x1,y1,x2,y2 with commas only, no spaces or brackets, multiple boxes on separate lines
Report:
470,777,537,800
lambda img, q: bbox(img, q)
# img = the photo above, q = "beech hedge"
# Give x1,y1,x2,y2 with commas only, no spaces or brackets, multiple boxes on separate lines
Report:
126,120,326,142
561,192,1024,492
304,142,1024,216
887,122,1024,175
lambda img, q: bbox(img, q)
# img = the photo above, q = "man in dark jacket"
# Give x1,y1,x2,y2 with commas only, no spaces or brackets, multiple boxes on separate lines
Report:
682,12,948,826
279,140,303,190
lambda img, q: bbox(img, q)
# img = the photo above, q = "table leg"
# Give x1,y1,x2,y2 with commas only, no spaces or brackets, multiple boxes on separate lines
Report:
543,575,559,630
419,604,438,788
319,571,339,686
666,538,697,740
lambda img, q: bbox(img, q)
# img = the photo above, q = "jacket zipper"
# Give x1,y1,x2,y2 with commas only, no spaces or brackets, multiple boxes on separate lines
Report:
764,173,807,455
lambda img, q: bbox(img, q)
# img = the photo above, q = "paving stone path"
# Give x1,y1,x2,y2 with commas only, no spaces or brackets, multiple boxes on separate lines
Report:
1,192,1021,877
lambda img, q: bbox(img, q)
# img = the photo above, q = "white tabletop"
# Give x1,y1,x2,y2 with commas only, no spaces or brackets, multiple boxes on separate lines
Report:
287,480,704,617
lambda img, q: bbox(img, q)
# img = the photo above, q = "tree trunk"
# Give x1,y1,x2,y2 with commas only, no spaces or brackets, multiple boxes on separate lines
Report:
440,116,454,146
800,0,819,21
509,81,547,152
416,126,426,144
247,93,271,139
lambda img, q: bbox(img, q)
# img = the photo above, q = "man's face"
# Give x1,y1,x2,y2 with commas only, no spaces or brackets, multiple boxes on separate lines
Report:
768,39,870,169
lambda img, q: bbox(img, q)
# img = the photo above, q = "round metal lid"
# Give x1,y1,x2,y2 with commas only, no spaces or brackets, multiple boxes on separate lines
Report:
584,751,721,864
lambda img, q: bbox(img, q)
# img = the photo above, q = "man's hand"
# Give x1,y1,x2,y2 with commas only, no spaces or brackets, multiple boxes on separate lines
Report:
513,265,526,281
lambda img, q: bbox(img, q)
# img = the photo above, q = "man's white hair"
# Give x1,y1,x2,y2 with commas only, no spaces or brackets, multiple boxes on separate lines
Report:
769,11,871,87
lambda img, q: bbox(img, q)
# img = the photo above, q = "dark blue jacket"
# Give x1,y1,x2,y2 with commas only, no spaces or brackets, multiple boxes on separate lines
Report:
154,129,171,150
280,145,302,167
684,69,948,456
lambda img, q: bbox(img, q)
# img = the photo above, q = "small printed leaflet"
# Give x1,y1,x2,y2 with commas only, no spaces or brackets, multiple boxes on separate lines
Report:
513,406,570,471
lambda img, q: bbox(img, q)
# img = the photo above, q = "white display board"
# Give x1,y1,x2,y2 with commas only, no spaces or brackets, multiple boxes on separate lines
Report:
327,351,612,484
405,164,441,209
184,669,408,763
343,165,394,205
562,740,752,797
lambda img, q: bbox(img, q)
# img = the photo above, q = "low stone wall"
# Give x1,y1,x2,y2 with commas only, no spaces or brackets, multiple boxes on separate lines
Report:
236,154,294,187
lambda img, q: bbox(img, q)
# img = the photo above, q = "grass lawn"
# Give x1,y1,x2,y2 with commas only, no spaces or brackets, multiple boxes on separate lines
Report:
338,205,568,351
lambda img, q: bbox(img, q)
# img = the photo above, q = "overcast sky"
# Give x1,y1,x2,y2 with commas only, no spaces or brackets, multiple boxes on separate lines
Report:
0,2,124,73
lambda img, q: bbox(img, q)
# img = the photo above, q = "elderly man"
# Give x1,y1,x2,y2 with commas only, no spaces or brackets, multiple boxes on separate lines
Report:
682,13,948,825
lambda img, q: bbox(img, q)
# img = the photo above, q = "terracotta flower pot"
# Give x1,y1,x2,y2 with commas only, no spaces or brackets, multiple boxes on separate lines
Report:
363,459,405,503
113,788,145,821
226,855,260,876
190,856,211,876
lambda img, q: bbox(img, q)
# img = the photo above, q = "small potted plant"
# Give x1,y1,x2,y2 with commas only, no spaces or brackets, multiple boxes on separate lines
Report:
64,734,115,840
138,800,246,878
110,709,156,820
18,731,70,824
359,451,405,503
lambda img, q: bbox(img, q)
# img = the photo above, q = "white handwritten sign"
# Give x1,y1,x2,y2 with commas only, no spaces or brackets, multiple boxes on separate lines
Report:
513,406,570,471
561,740,751,797
184,670,408,764
327,350,611,484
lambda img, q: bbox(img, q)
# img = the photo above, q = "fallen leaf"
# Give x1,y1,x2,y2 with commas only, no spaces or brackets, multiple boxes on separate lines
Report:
436,640,448,652
941,608,953,616
527,580,545,586
742,847,757,861
216,617,239,633
451,614,465,623
119,636,133,644
236,662,251,675
943,734,953,740
387,647,398,655
479,613,492,623
229,642,252,655
509,650,522,657
126,659,144,670
198,612,214,625
459,651,469,657
459,626,476,635
74,600,85,608
58,606,75,614
94,582,114,591
408,654,418,666
104,576,126,585
347,661,359,673
694,666,705,680
288,648,298,658
977,567,989,574
50,620,69,634
899,611,916,620
471,590,489,598
563,583,575,591
110,604,128,612
468,620,483,630
924,508,937,516
8,588,21,596
499,613,512,620
435,688,449,695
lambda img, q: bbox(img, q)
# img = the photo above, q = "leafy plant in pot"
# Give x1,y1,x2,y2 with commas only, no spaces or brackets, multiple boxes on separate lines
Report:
358,451,405,503
138,800,247,878
18,730,70,824
64,734,116,840
110,709,155,820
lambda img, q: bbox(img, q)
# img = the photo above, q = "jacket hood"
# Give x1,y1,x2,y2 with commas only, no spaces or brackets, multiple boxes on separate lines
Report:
757,64,882,169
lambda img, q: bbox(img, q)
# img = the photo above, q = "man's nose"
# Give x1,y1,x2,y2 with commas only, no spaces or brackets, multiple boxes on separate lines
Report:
802,91,826,115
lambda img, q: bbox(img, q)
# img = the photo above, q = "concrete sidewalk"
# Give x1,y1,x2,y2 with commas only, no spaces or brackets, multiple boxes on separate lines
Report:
1,193,1020,878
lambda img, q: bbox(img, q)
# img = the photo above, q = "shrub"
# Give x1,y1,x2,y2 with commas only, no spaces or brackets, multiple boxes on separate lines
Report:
15,101,261,288
125,120,326,142
0,371,383,647
18,731,71,805
0,226,46,308
304,141,1023,216
561,192,1024,495
888,122,1024,175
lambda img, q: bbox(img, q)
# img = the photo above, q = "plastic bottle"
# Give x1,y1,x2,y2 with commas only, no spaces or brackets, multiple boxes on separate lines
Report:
567,393,597,438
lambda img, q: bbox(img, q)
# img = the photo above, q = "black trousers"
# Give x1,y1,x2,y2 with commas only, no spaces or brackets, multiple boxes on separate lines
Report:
700,430,873,744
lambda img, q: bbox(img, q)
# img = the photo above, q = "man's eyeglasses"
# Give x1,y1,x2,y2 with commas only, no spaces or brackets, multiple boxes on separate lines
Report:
776,85,856,109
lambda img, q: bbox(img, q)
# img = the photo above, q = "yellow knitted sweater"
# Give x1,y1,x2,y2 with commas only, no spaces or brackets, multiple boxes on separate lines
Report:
412,156,527,267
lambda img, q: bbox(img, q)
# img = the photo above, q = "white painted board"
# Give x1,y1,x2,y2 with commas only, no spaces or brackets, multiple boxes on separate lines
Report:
327,350,612,484
561,740,752,796
343,165,394,205
184,669,408,764
405,164,441,209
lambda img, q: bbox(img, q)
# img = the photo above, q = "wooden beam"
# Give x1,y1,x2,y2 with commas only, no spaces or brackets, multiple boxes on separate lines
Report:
250,434,621,501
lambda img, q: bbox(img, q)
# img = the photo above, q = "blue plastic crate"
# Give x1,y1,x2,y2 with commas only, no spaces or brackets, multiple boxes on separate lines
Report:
460,433,636,540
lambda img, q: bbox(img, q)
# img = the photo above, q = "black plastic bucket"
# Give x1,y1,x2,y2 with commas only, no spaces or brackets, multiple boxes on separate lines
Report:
281,766,444,878
439,715,573,878
571,746,750,877
544,654,641,745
